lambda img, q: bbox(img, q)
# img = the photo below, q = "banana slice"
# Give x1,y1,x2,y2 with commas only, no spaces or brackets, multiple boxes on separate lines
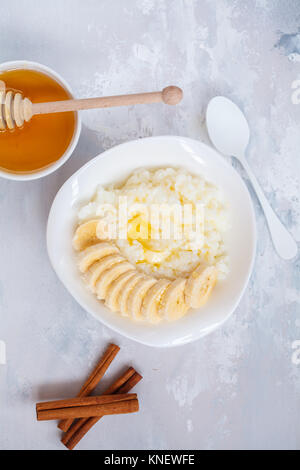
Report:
127,276,157,321
105,270,137,312
78,242,119,273
96,261,135,300
118,272,145,317
159,278,188,321
141,279,171,324
73,219,100,251
185,265,217,308
87,254,125,292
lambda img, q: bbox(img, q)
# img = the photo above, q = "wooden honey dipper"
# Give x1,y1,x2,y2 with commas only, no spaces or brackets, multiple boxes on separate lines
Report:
0,80,183,131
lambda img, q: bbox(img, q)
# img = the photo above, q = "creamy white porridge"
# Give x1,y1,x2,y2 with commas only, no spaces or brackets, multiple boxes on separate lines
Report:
77,167,229,281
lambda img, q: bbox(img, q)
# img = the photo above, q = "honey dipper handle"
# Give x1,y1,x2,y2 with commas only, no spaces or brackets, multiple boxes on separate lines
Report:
32,86,183,116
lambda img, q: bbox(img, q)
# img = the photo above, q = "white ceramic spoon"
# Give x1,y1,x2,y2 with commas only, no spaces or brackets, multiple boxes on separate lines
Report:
206,96,297,260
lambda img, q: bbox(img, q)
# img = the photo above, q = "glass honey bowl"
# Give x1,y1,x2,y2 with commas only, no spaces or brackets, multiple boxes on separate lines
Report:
0,61,81,181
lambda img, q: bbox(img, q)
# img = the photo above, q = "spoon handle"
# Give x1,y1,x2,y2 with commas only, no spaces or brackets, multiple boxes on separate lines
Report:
239,155,297,260
32,86,183,115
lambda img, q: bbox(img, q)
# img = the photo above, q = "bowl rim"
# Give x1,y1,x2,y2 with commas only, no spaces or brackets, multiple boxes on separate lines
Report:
0,60,82,181
47,135,257,347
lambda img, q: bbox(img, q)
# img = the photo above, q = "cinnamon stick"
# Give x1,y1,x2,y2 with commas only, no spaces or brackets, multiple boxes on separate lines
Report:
37,393,138,421
37,393,136,411
61,367,137,448
58,343,119,432
62,367,142,450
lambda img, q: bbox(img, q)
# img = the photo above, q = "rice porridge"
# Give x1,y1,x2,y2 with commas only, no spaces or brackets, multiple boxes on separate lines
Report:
77,167,229,281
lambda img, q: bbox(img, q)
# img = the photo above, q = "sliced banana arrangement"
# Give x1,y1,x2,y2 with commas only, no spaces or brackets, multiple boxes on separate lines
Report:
73,219,218,324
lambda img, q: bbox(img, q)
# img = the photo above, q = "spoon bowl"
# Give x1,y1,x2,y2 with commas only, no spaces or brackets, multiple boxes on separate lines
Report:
207,96,250,159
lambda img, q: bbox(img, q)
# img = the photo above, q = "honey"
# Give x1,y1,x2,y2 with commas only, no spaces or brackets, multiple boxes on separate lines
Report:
0,69,76,174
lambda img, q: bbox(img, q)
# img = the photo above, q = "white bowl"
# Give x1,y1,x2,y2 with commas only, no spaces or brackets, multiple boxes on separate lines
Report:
47,136,256,347
0,60,81,181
